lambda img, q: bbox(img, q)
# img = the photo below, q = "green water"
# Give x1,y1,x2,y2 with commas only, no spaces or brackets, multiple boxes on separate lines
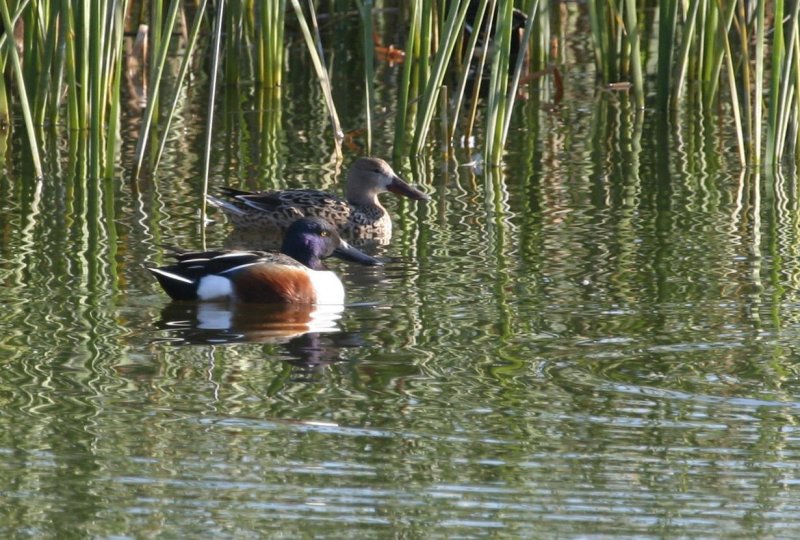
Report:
2,11,800,540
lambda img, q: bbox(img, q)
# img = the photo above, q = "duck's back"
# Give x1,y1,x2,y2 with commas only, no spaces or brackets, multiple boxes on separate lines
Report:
264,189,354,229
150,250,319,303
219,188,353,231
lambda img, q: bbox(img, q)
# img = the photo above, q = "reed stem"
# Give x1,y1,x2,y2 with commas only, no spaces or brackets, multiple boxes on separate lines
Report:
201,0,226,239
358,0,375,154
394,0,421,158
754,0,765,165
133,0,182,179
412,0,471,153
290,0,343,155
622,0,644,109
154,0,210,173
0,0,41,175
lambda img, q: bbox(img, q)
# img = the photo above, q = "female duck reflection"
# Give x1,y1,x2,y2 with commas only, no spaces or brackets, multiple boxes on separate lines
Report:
148,217,381,345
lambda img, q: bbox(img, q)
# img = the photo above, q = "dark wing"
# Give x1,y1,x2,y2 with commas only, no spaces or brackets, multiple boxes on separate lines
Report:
149,250,307,302
172,251,304,272
219,187,255,198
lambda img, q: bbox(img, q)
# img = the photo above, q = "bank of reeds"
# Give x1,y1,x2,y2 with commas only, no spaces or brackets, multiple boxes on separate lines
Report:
0,1,798,178
595,0,800,166
394,0,798,166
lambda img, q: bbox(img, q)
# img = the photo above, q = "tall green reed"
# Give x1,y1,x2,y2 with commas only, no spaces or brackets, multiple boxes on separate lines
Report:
3,0,799,180
775,2,800,163
258,1,286,88
498,0,538,155
394,0,422,159
0,0,41,176
484,1,513,163
0,0,136,178
357,0,375,154
395,0,551,165
154,0,210,173
621,0,644,109
589,0,800,166
133,0,182,179
411,0,471,154
290,0,342,156
449,0,489,144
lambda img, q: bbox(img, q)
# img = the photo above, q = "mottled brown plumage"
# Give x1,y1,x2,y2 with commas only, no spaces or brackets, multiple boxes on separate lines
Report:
208,157,429,244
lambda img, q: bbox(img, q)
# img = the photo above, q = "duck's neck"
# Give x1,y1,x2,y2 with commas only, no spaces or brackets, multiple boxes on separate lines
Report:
309,257,329,271
282,242,327,271
345,187,382,209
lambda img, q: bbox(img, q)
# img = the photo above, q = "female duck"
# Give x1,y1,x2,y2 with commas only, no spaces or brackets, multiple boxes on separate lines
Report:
148,217,381,304
207,157,428,242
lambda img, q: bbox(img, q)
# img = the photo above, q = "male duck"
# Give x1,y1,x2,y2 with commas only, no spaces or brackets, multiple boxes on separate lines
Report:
148,217,381,304
207,157,429,242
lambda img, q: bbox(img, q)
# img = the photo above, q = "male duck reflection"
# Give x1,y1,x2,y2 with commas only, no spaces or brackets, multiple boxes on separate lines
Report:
207,156,429,243
148,217,381,304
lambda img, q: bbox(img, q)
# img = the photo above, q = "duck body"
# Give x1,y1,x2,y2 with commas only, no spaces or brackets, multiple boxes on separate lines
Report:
208,157,428,242
148,217,381,304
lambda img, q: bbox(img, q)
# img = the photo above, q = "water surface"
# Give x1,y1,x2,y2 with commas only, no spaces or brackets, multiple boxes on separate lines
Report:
2,8,800,539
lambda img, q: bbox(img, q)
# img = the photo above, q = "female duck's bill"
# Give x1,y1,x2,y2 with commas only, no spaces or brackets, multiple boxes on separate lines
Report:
148,217,381,305
206,156,429,241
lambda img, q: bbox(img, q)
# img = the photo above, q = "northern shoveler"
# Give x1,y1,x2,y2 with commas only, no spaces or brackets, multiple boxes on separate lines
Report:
207,157,429,242
148,217,381,304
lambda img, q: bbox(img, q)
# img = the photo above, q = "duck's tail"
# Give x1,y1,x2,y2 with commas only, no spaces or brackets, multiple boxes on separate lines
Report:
206,194,247,216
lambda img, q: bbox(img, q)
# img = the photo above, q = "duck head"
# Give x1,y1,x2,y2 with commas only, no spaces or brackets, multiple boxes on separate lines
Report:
345,157,429,206
281,217,382,270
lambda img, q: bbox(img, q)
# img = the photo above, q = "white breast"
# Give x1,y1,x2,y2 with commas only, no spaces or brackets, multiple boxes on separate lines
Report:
308,271,345,305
